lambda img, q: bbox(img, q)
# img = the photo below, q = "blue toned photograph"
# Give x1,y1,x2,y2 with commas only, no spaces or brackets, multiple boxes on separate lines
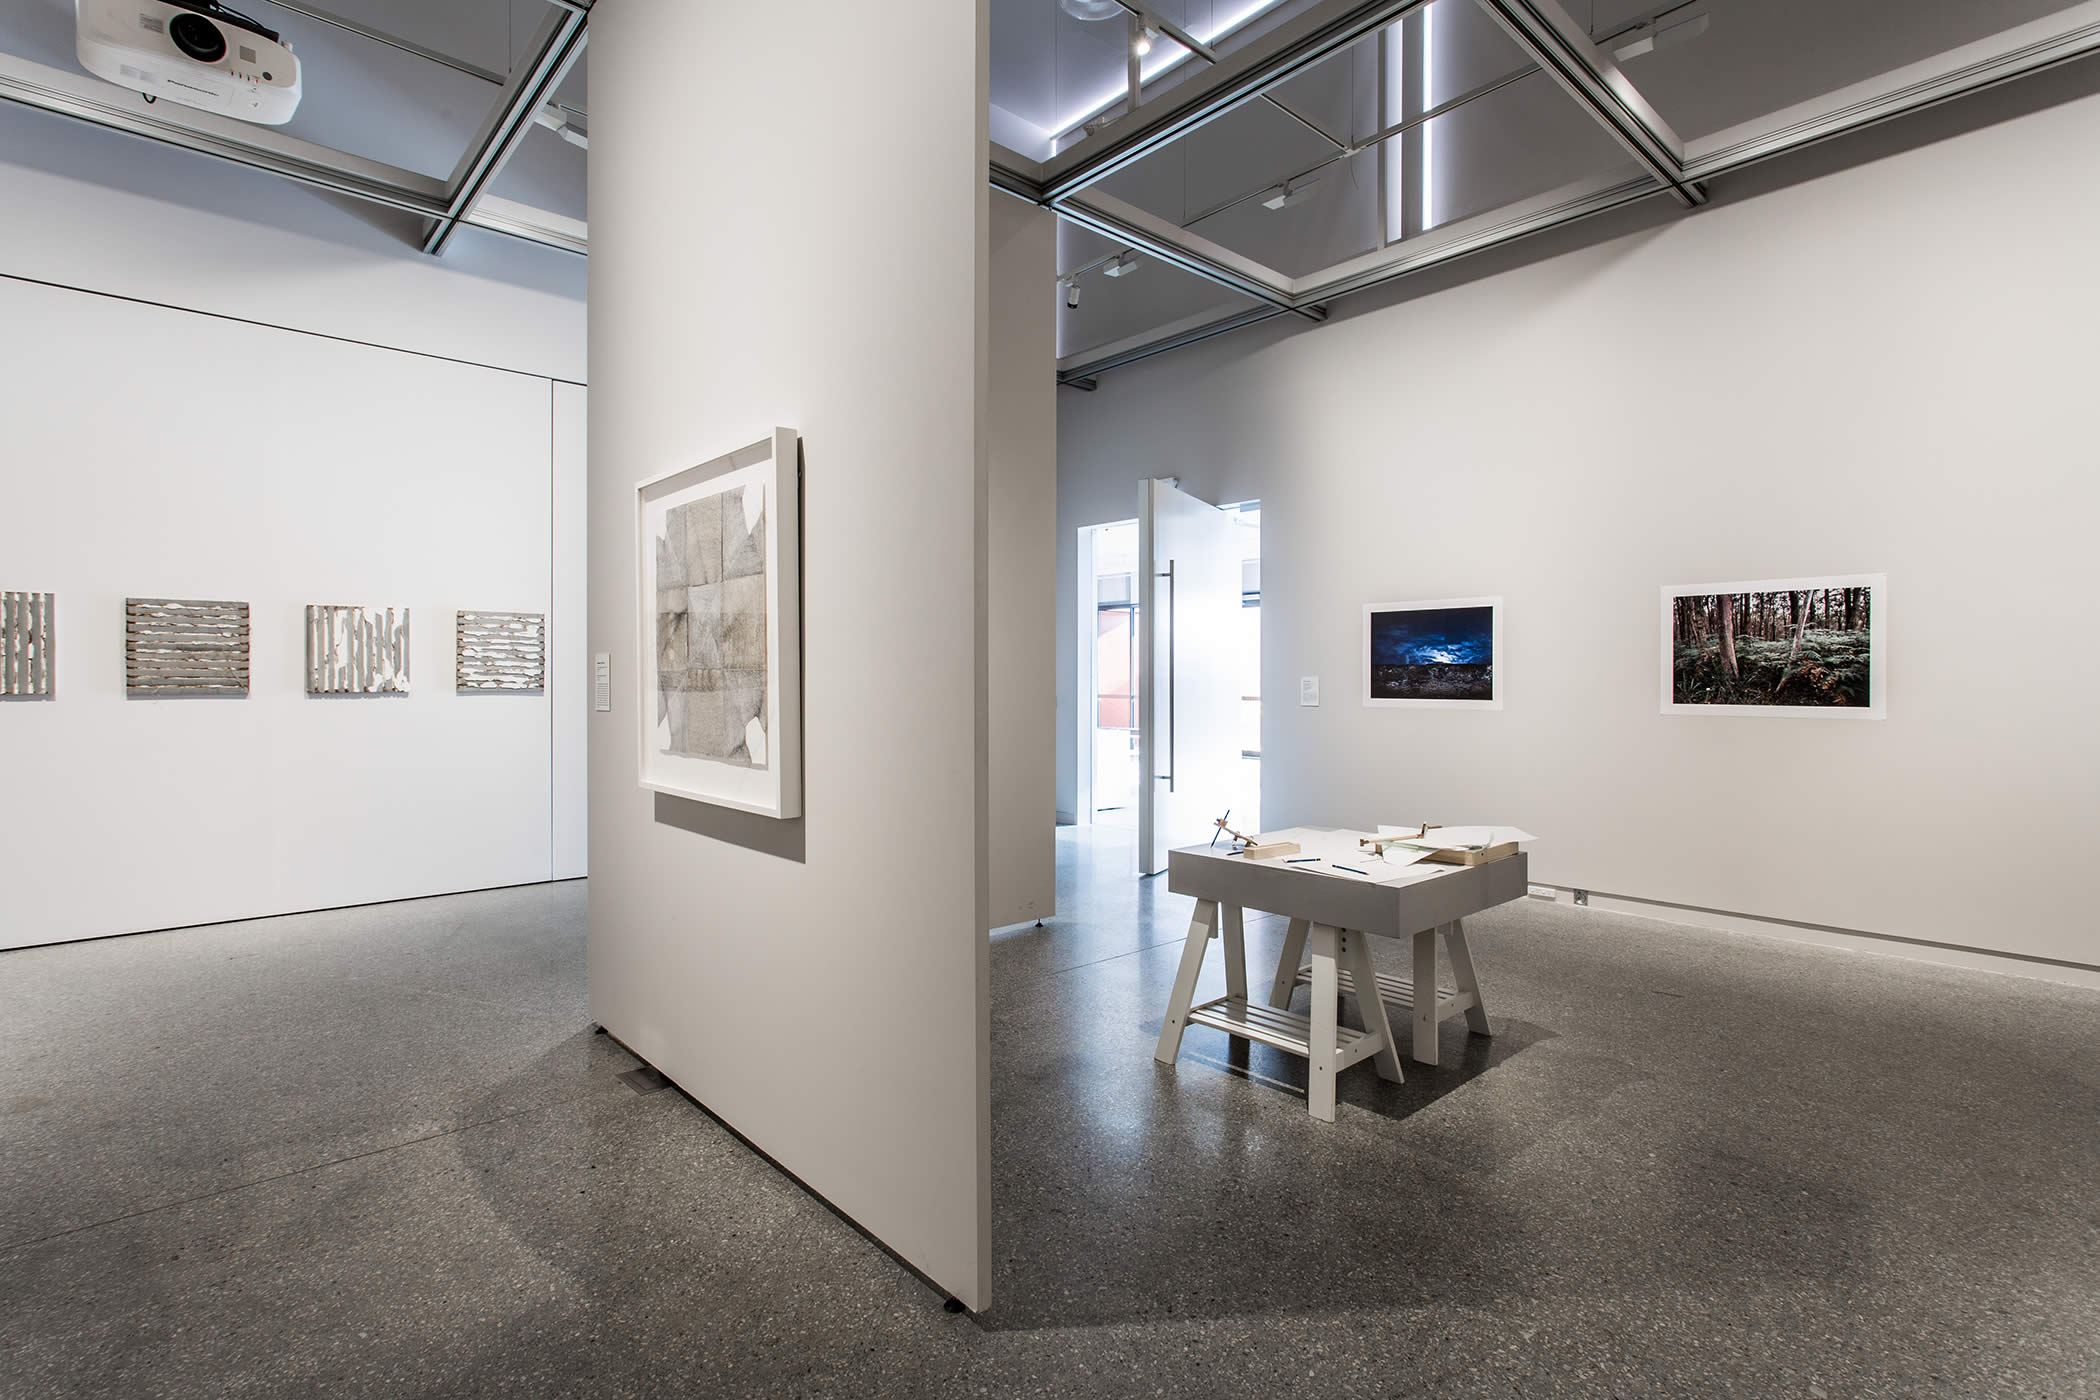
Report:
1369,604,1495,702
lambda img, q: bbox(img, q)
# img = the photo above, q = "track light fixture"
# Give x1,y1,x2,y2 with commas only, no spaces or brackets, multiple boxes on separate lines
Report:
1063,278,1082,309
1611,8,1708,61
1102,252,1141,278
1132,23,1157,57
1260,176,1319,211
532,102,588,150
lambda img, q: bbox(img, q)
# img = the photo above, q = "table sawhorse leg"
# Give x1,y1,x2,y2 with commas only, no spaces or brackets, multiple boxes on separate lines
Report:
1154,899,1219,1065
1220,903,1247,1003
1306,923,1341,1121
1268,917,1309,1008
1411,925,1443,1064
1445,916,1493,1037
1338,929,1404,1084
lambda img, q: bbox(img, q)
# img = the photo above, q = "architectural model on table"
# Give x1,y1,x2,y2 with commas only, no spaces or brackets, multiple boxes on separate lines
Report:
635,428,802,818
1,591,55,698
126,598,250,697
306,605,410,695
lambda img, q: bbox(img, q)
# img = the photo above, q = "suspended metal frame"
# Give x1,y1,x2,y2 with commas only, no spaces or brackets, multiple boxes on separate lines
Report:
5,0,2099,352
0,0,592,259
1024,0,2100,384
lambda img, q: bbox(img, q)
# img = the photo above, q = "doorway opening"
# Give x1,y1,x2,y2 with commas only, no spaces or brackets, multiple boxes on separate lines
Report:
1076,504,1260,835
1083,519,1140,828
1229,504,1262,828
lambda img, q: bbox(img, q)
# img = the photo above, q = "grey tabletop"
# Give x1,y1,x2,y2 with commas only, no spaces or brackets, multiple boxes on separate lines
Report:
1168,827,1531,939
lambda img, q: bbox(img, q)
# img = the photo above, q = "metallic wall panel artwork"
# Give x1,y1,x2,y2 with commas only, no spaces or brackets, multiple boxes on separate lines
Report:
306,605,411,695
456,611,546,692
2,591,55,698
126,598,250,696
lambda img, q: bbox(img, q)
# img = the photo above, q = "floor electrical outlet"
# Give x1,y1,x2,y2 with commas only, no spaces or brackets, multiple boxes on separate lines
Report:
1527,884,1556,901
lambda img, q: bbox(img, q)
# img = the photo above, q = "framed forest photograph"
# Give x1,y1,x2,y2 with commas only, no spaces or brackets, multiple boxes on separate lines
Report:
1661,574,1885,718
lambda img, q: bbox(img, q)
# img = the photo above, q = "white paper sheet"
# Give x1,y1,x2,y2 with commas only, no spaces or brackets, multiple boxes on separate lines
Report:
1375,824,1537,853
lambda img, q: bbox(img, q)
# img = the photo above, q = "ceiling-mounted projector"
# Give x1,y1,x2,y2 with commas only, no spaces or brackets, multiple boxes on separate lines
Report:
76,0,302,125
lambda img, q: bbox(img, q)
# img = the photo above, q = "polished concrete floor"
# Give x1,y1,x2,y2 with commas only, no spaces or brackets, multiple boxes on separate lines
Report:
4,826,2098,1398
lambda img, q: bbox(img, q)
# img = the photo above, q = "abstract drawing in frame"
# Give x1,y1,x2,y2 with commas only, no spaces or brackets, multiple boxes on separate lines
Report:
1362,596,1502,709
306,605,411,695
456,611,546,692
1661,574,1885,718
635,428,801,818
126,598,250,697
2,591,55,699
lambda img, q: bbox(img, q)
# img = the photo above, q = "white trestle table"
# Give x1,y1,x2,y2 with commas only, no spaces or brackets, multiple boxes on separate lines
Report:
1153,826,1531,1121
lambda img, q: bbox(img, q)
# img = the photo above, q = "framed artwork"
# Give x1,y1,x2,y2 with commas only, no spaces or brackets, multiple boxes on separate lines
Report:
1362,596,1502,709
1661,574,1885,718
635,428,801,818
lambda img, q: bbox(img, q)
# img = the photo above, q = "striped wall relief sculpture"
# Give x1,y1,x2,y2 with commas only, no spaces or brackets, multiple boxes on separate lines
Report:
126,598,250,696
2,591,55,698
456,611,546,692
306,605,410,695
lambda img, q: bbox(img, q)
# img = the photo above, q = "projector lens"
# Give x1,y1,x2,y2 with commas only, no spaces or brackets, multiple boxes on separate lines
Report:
169,13,227,64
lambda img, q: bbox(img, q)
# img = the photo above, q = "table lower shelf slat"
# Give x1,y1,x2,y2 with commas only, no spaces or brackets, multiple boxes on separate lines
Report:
1185,995,1373,1061
1291,965,1476,1022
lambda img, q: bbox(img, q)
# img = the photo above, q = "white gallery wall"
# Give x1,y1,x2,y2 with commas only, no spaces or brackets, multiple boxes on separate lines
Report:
587,0,993,1312
0,105,588,949
988,196,1059,930
1057,86,2100,972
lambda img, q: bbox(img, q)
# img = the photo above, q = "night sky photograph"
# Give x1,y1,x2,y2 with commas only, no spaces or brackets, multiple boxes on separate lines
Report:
1369,604,1496,701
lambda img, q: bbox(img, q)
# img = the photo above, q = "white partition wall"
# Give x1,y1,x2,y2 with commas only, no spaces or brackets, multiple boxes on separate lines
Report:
988,197,1058,929
587,0,992,1312
0,278,581,947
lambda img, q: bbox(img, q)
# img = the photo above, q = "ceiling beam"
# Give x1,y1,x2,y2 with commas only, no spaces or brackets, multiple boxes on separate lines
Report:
266,3,508,85
1041,0,1431,202
1475,0,1707,207
1055,193,1323,320
421,6,589,257
0,50,587,257
0,50,449,217
1059,304,1296,383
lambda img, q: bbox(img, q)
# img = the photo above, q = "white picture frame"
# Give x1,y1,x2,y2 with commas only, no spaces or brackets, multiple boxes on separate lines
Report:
1659,573,1886,719
1362,595,1503,710
635,428,802,818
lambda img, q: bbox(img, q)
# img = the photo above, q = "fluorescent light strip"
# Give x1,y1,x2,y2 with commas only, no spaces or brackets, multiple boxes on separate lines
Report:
1421,0,1437,230
1382,21,1404,242
1050,0,1294,146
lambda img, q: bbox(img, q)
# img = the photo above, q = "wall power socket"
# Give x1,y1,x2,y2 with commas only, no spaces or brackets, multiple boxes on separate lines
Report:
1526,884,1557,901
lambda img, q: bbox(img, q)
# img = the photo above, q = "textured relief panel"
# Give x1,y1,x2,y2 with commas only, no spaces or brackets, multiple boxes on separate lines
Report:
306,605,410,695
2,591,55,698
456,611,545,692
126,598,250,696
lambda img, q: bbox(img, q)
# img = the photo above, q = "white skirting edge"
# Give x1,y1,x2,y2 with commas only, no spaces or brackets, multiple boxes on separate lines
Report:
1527,886,2100,991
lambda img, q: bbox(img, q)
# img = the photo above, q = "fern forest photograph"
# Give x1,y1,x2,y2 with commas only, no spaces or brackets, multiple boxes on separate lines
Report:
1667,578,1881,714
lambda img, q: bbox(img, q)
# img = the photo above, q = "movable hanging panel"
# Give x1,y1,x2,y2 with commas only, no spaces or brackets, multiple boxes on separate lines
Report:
306,605,411,694
126,598,250,697
2,592,55,698
457,610,546,692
